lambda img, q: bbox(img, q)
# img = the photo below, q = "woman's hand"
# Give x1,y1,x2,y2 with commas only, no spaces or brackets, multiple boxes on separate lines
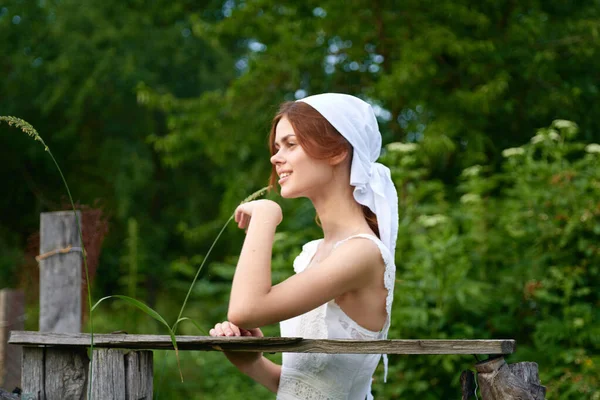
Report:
235,199,282,231
209,321,264,373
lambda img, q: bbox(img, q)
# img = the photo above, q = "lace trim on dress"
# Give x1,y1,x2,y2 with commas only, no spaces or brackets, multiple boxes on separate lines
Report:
293,239,322,274
294,304,329,374
338,315,378,340
278,373,345,400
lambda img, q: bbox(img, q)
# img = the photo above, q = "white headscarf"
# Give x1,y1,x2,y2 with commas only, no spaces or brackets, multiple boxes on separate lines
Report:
298,93,399,257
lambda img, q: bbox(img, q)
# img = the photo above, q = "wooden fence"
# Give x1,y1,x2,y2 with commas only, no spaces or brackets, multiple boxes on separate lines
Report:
2,211,546,400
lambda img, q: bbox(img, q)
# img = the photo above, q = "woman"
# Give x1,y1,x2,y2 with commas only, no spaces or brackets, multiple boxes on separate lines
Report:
210,93,399,399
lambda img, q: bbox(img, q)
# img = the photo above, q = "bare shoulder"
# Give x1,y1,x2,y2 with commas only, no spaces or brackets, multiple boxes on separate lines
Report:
331,235,386,269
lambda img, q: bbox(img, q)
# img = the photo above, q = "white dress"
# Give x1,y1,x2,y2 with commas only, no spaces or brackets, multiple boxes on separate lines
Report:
277,234,396,400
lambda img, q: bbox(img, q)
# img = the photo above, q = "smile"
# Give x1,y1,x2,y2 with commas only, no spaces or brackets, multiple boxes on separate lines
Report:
279,172,292,184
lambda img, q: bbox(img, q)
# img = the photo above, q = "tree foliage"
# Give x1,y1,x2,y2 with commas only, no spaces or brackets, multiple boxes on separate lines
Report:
1,1,599,398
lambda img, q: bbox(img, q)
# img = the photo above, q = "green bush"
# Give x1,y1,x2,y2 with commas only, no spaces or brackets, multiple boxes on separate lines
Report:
373,120,599,399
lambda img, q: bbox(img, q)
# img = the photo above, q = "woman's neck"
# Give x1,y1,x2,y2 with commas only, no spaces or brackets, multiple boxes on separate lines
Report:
310,186,370,244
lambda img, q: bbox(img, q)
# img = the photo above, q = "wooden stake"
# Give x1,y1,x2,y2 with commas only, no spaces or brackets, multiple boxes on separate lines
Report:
39,211,82,333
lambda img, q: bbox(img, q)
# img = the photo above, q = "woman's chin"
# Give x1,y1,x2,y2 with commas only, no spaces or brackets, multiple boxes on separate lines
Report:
280,186,299,199
279,189,293,199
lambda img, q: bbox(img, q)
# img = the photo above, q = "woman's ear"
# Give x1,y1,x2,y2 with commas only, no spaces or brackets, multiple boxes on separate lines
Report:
329,149,350,166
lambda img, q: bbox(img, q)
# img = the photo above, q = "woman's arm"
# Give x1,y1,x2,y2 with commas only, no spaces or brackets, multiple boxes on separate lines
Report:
210,321,281,393
242,356,281,393
228,200,382,329
228,200,281,324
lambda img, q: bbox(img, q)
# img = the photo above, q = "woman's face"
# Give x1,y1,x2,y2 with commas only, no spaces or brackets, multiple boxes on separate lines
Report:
270,117,335,199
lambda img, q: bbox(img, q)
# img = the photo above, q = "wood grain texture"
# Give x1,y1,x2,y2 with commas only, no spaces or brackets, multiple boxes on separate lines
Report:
21,346,152,400
39,211,82,333
125,351,153,400
476,357,546,400
0,289,24,391
10,331,516,355
44,348,88,400
90,349,126,400
509,362,546,400
21,347,44,400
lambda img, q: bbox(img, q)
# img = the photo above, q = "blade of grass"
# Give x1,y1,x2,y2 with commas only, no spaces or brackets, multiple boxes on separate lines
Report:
173,317,210,336
173,185,270,333
92,294,184,381
172,214,233,333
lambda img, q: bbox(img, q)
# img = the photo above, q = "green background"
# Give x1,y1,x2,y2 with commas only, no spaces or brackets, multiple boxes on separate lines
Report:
1,1,598,398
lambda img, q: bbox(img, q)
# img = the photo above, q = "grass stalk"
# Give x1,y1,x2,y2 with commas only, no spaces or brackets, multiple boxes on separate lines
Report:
172,185,269,333
0,116,95,399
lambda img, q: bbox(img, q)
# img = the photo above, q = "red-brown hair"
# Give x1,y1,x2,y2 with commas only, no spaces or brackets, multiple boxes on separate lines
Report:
268,101,380,238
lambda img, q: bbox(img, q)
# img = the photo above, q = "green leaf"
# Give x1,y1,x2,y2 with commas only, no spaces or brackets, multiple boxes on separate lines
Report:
92,295,170,327
173,317,210,336
91,294,184,382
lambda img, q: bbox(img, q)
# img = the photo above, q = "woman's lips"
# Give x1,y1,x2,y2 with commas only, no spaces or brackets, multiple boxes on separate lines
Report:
278,172,292,185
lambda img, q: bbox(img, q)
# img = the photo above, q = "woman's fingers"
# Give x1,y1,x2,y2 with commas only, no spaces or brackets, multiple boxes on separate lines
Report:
235,204,254,231
211,321,243,337
223,321,241,336
236,212,251,231
211,321,254,337
209,322,223,336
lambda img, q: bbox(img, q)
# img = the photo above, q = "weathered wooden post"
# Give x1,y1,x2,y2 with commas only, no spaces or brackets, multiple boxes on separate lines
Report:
20,211,154,399
0,289,24,392
38,211,82,333
20,346,153,400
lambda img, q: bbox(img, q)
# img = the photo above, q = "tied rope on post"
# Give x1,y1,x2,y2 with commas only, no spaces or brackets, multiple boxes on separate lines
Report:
35,245,86,262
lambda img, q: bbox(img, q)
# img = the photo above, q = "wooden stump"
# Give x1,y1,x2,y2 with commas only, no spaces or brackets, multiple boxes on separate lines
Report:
475,357,546,400
20,347,152,400
508,363,546,400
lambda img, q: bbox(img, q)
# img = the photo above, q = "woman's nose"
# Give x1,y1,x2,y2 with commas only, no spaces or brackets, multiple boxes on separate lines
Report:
270,151,283,165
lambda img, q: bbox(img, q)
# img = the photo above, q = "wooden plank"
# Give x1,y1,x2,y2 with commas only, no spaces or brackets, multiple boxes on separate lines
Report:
21,347,44,400
90,349,126,400
44,348,88,400
125,351,153,399
39,211,82,333
9,331,516,355
0,289,24,391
